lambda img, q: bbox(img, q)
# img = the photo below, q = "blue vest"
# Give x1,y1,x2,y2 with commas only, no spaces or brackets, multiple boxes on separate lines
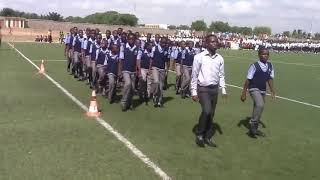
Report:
85,40,92,56
122,46,138,72
68,35,74,48
106,54,119,75
90,43,99,61
249,62,273,91
140,51,152,69
73,36,82,53
176,49,186,64
152,46,168,69
96,49,108,65
183,49,195,67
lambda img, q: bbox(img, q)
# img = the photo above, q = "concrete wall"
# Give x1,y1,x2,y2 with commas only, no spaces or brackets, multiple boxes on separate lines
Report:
28,19,176,35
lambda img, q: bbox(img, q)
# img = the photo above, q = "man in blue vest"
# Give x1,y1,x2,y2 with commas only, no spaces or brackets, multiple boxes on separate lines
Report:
241,47,276,138
150,37,170,107
119,33,139,111
72,29,84,79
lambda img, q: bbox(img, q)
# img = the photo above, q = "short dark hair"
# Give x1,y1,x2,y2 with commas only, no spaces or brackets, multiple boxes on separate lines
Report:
205,34,218,42
258,47,269,55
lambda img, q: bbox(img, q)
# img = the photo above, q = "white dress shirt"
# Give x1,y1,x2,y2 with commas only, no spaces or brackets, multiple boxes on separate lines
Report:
191,50,227,96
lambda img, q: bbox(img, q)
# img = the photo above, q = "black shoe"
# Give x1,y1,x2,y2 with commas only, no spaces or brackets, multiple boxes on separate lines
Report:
195,136,205,148
247,130,257,139
74,75,79,79
204,138,217,147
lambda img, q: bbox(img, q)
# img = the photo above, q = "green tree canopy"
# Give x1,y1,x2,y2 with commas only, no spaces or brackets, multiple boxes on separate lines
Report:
208,21,231,33
177,25,190,30
253,26,272,35
191,20,207,31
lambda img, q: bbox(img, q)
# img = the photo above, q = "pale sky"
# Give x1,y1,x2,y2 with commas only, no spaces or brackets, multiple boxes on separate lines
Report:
1,0,319,33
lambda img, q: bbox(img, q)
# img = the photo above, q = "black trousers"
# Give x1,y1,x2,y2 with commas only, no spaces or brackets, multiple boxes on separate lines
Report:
196,85,219,139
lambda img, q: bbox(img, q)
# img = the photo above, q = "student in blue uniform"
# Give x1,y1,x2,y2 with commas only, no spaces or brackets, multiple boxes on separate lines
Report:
90,33,102,89
150,37,170,107
106,44,120,104
175,41,187,94
95,39,109,93
72,29,84,79
137,41,153,104
65,28,74,73
241,47,276,138
82,29,94,84
119,33,139,111
181,41,196,98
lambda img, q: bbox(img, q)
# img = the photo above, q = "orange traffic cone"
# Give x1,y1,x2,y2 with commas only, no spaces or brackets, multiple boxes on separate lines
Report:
38,60,45,74
86,90,101,117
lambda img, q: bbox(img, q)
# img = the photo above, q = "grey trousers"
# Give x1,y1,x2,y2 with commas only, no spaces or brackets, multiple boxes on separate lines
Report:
107,73,116,100
197,85,219,139
139,68,151,98
249,90,265,124
151,67,165,104
97,65,107,86
181,65,192,93
121,71,136,107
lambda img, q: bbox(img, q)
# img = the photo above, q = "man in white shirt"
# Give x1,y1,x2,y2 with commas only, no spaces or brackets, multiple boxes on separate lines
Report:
191,35,227,147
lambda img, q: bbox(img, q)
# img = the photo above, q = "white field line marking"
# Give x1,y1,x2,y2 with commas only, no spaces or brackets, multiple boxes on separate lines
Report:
8,43,171,180
224,55,320,67
168,70,320,109
33,59,66,62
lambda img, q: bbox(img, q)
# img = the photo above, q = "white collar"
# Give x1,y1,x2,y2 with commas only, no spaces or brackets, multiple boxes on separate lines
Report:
126,43,136,51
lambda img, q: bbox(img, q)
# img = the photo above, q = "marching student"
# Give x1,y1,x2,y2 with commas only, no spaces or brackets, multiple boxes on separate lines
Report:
105,44,120,104
240,47,276,138
170,41,179,71
95,39,109,94
90,33,102,89
83,29,95,84
65,28,74,73
137,41,153,104
72,29,84,80
119,33,139,111
191,35,228,148
175,41,187,94
181,41,195,98
150,37,170,107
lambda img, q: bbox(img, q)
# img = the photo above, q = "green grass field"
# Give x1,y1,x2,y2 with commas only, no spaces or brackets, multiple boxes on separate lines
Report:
1,42,319,180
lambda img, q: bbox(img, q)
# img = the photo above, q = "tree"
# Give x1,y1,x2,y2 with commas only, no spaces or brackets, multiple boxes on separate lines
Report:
292,29,298,38
191,20,207,31
230,26,240,33
118,14,138,26
0,8,17,16
168,25,177,30
314,33,320,40
177,25,190,30
283,31,291,37
240,27,253,36
253,26,272,35
208,21,231,33
81,11,138,26
46,12,63,21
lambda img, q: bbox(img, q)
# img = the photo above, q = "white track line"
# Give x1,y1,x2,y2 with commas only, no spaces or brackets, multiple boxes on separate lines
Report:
226,84,320,109
168,70,320,109
224,55,320,68
8,43,171,180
